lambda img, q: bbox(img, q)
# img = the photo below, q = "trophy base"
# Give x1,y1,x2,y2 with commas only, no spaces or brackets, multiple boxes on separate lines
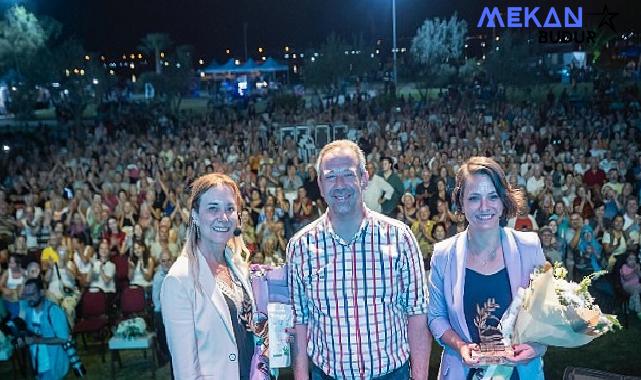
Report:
471,345,514,366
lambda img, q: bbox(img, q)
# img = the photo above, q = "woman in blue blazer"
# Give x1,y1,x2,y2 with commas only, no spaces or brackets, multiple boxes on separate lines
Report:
428,157,546,379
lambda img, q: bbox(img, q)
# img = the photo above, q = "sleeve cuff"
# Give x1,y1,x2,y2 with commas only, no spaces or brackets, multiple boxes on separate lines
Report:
428,316,452,341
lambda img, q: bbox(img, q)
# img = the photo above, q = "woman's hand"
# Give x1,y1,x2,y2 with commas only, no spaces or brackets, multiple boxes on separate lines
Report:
458,342,480,367
506,343,540,364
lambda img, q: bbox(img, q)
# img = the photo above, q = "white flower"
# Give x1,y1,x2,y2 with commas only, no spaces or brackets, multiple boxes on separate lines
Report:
115,317,147,339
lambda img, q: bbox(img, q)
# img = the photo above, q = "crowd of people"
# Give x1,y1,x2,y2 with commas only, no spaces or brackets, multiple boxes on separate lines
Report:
0,75,641,378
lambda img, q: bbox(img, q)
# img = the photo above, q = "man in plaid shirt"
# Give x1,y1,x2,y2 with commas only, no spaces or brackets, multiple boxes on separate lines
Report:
288,140,432,380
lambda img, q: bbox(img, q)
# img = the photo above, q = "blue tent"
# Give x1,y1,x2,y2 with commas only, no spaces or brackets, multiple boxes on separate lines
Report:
260,58,288,72
201,58,241,73
239,58,258,72
202,57,287,74
201,59,221,73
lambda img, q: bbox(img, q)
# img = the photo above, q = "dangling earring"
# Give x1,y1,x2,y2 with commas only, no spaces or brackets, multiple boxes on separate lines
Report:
234,213,242,237
192,219,200,239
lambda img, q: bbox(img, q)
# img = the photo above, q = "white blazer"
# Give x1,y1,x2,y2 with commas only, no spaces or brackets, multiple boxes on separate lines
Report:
161,247,254,380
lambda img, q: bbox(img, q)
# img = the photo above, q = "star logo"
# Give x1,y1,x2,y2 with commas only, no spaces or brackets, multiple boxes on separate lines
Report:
589,5,619,33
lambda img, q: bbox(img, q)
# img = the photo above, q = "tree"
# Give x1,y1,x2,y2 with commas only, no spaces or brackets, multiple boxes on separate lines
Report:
304,33,378,89
483,31,539,85
138,33,172,74
28,38,114,126
0,6,59,120
139,44,194,117
0,6,47,76
410,13,467,87
589,29,616,65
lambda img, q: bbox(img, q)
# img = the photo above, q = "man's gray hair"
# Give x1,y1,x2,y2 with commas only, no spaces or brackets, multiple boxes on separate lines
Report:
315,140,367,177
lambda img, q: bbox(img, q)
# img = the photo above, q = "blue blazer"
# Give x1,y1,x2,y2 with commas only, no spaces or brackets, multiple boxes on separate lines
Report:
428,227,546,380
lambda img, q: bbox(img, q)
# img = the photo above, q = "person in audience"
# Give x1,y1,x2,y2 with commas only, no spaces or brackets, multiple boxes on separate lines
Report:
576,225,604,279
603,214,628,270
1,254,25,318
411,206,436,272
102,216,126,255
150,225,179,259
540,226,564,264
380,156,404,217
128,240,154,290
19,278,70,380
26,260,42,281
89,239,116,294
362,161,394,213
620,251,641,319
152,249,174,369
292,186,314,231
397,192,418,226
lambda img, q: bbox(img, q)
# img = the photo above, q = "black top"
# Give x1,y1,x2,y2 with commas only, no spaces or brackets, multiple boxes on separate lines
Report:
464,267,519,380
222,294,255,380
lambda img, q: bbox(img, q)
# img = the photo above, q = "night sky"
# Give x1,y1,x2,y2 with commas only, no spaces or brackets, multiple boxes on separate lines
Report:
18,0,641,60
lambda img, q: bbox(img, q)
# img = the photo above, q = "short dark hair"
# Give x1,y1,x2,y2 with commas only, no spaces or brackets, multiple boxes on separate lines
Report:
24,278,45,291
453,156,524,219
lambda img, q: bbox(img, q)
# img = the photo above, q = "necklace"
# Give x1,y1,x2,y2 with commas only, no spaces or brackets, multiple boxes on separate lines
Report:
467,236,501,266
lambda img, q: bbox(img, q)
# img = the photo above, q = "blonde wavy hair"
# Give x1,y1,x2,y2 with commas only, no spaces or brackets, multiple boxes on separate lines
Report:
183,173,251,299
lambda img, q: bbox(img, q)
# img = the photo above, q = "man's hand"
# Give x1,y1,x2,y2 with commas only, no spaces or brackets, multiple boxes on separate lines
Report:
292,324,309,380
24,336,40,345
16,337,27,348
407,314,431,380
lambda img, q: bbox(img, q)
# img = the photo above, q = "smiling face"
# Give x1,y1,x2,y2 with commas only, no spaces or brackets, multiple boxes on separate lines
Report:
192,185,239,246
434,225,446,240
461,174,504,232
540,230,553,246
134,241,145,258
417,206,430,221
318,146,367,219
98,240,110,262
613,215,624,231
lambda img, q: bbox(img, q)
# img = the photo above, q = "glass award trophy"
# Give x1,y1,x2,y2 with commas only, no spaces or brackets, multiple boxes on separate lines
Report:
471,298,514,365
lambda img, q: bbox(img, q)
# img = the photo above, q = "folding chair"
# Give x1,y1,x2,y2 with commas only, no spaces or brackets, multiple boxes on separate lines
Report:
72,288,109,362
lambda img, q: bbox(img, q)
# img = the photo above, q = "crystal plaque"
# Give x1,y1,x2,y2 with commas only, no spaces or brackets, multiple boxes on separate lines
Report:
471,298,514,365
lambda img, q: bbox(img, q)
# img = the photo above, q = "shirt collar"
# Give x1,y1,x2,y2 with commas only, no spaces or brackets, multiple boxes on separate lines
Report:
321,204,371,245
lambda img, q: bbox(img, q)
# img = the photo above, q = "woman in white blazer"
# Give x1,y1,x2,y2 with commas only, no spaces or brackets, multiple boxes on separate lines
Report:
161,174,255,380
428,157,546,380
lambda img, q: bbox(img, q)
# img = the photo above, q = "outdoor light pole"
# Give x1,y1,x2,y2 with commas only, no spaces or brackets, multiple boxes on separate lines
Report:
243,22,248,61
392,0,397,90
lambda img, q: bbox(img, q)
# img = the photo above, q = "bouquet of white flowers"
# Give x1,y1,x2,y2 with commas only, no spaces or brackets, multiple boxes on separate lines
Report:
481,262,621,380
114,317,147,340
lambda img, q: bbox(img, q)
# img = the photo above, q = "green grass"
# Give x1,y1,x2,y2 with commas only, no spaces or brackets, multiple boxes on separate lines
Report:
2,316,639,379
400,82,594,103
426,317,641,378
177,98,209,113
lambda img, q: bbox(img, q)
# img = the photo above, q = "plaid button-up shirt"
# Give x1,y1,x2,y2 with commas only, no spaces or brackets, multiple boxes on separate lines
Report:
288,207,428,379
